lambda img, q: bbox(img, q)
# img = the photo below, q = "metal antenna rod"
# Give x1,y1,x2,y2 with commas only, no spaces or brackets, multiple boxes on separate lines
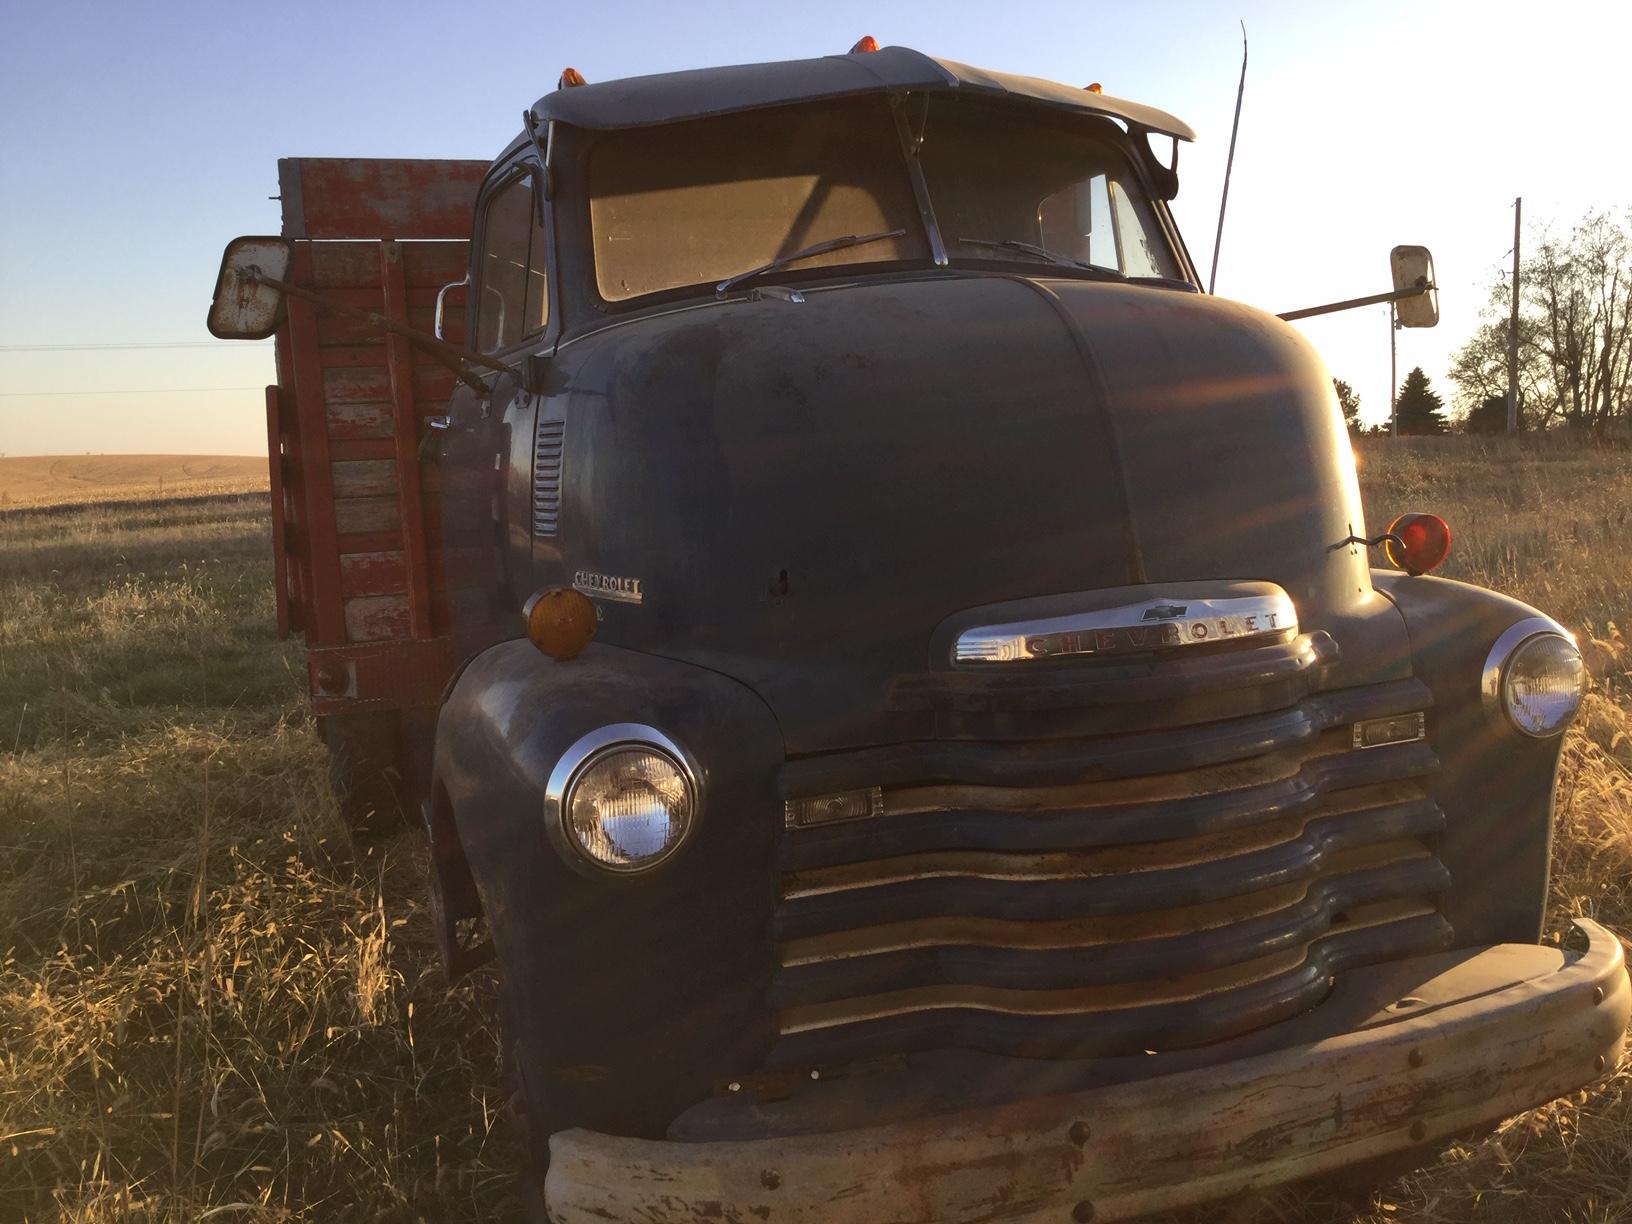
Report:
1208,22,1248,295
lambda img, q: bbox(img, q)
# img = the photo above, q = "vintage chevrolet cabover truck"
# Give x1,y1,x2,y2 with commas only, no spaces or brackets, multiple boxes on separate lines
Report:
208,42,1627,1223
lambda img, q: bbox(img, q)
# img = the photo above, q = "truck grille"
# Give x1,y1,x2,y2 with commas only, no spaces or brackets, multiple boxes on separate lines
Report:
533,418,565,537
769,678,1450,1066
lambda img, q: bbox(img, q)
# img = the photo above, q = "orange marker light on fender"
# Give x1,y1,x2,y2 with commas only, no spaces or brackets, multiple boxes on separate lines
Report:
1384,513,1452,576
524,587,597,660
850,35,879,53
1085,82,1104,94
558,67,587,88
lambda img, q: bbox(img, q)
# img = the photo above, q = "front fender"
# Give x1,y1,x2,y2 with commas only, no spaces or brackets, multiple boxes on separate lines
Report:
1372,572,1570,946
436,639,785,1135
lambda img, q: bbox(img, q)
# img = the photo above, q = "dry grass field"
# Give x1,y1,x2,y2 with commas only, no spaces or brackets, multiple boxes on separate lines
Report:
1,437,1628,1223
0,456,267,510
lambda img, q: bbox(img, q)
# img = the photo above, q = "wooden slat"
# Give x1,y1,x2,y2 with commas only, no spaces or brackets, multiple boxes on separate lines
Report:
344,594,412,642
309,241,385,288
323,364,457,403
328,437,398,462
328,285,445,310
337,530,403,554
339,551,407,598
331,459,398,498
334,495,401,535
402,241,470,285
327,400,394,440
279,159,489,241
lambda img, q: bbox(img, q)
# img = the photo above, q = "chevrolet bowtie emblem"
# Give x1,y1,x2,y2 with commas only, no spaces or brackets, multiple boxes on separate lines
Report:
1142,604,1189,620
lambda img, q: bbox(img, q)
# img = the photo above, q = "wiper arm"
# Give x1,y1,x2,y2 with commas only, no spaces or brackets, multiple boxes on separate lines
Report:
715,229,907,296
955,238,1126,279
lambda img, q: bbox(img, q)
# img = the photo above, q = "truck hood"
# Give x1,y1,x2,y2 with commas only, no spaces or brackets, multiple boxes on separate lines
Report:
544,273,1411,752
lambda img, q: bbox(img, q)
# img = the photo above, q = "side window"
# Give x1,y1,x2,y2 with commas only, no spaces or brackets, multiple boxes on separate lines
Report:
475,171,549,353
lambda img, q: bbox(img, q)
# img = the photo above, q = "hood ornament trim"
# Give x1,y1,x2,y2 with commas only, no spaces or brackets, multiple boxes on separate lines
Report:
953,590,1297,665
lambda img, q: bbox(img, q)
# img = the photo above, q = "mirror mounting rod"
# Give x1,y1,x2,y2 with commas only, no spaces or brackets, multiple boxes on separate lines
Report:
243,267,516,391
1277,282,1432,323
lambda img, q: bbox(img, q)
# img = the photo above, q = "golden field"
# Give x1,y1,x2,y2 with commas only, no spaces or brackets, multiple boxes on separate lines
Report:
0,437,1628,1223
0,456,266,510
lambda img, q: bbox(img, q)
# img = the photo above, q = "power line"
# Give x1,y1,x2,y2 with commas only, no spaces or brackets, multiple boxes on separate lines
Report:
0,387,264,398
0,341,273,352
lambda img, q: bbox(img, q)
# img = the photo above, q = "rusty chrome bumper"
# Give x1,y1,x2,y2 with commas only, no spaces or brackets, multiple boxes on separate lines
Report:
545,920,1628,1223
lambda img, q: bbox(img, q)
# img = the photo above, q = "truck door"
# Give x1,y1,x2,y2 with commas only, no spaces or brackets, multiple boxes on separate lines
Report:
452,160,555,646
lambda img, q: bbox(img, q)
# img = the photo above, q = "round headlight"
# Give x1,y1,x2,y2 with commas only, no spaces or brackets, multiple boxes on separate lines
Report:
1483,620,1585,739
1501,633,1585,737
547,725,697,873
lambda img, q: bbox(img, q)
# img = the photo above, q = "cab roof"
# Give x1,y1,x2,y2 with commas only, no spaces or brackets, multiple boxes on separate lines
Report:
527,45,1195,142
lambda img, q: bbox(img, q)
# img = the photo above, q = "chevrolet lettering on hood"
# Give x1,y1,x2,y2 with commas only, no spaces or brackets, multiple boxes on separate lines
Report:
573,570,644,605
953,591,1297,664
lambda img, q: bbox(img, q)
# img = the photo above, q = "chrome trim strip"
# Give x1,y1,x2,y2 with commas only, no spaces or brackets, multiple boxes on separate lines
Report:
1479,616,1579,736
953,591,1297,665
543,722,700,876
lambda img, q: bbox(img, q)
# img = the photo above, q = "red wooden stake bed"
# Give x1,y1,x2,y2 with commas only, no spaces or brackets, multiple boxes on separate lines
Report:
265,159,487,801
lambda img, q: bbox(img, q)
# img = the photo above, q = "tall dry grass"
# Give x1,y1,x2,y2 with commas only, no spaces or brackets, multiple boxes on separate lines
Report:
0,437,1628,1222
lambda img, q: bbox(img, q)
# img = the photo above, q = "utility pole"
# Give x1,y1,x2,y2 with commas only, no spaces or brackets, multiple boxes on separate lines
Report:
1390,301,1398,437
1507,197,1522,433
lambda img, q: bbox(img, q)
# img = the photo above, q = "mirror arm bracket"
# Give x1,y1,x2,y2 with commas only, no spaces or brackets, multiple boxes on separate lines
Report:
248,268,511,392
1277,282,1432,323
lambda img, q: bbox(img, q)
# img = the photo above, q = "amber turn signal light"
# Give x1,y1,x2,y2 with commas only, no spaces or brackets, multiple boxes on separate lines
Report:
1384,513,1451,576
850,35,879,53
524,587,597,660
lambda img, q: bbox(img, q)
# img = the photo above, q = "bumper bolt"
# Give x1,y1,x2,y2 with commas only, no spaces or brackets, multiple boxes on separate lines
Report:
727,1081,742,1093
1071,1201,1095,1223
1595,1054,1607,1074
1069,1121,1091,1146
1410,1120,1427,1142
1408,1048,1424,1068
761,1169,781,1191
1594,986,1605,1005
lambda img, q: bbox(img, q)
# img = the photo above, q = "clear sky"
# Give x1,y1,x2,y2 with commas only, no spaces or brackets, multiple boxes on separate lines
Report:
2,0,1627,455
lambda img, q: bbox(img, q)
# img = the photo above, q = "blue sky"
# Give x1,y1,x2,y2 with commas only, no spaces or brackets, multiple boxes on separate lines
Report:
2,0,1627,454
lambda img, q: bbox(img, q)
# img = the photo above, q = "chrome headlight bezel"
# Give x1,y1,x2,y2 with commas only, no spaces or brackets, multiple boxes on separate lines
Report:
543,723,701,876
1480,618,1586,739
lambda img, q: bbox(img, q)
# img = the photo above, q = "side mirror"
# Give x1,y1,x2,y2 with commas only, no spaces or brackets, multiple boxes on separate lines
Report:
1390,245,1439,329
207,236,293,339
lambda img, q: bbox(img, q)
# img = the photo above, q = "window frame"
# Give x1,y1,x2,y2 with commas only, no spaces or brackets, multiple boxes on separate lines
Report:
469,157,558,357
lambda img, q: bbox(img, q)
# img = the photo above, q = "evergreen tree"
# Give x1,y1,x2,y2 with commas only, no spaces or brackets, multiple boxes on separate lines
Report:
1394,366,1447,435
1333,378,1363,436
1463,393,1525,434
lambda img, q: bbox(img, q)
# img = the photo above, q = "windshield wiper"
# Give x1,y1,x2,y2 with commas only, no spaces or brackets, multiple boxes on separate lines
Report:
955,238,1126,278
715,229,907,296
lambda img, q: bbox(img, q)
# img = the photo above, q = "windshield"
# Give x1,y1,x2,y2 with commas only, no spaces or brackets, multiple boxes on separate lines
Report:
915,98,1182,281
585,97,1185,302
588,99,927,301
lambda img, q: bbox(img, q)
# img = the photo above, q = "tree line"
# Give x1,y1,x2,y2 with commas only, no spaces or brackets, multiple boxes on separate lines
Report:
1338,206,1632,435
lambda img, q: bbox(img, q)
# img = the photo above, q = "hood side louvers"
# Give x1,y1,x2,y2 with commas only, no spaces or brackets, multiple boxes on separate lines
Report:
533,417,565,537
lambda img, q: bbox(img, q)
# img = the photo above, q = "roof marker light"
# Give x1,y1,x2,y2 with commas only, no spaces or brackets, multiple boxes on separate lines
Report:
851,35,879,53
559,67,587,88
1085,82,1104,94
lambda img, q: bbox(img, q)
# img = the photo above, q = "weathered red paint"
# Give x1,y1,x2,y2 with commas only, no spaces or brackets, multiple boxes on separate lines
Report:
279,158,489,241
262,159,485,715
